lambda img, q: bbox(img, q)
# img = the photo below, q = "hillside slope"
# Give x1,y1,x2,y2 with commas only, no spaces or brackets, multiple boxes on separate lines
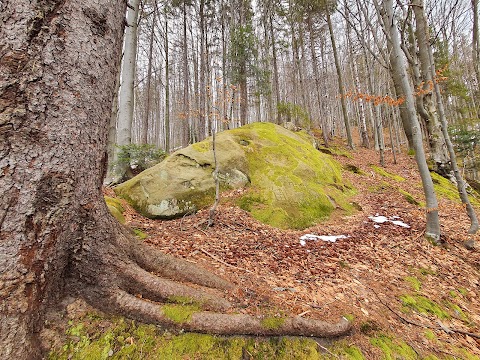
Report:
50,145,480,359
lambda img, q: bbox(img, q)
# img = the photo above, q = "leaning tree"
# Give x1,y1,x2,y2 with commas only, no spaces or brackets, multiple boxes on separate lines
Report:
0,1,350,358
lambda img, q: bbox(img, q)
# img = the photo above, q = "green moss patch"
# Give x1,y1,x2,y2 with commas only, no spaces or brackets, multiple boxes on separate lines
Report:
400,295,450,319
162,304,200,324
105,196,125,224
399,189,421,206
105,196,125,212
404,276,422,291
424,329,437,341
344,164,366,175
230,123,356,229
50,316,330,360
371,165,406,182
419,267,437,276
318,145,353,158
107,204,125,224
431,172,480,206
132,228,148,240
370,334,418,360
261,316,286,330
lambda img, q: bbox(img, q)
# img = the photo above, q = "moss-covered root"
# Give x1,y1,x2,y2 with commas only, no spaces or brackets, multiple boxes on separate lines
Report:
113,290,352,338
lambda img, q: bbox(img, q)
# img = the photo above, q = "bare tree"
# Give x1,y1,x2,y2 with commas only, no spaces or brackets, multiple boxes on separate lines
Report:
377,0,442,243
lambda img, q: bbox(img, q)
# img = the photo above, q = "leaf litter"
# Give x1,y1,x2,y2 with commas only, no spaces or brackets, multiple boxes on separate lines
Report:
115,145,480,358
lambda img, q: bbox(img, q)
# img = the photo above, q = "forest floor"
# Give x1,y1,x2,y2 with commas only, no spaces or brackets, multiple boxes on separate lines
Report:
51,143,480,359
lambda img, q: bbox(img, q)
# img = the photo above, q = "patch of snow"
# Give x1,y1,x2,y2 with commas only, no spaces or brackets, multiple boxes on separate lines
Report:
391,220,410,228
368,214,410,228
299,234,349,246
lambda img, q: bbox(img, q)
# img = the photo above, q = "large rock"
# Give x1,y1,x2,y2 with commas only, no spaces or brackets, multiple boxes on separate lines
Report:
114,122,355,229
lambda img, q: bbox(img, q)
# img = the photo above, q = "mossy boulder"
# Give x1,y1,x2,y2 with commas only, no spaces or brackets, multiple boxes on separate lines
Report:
105,196,125,224
115,122,355,229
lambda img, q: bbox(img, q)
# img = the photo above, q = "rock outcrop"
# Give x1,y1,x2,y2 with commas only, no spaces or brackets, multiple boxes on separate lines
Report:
115,122,355,229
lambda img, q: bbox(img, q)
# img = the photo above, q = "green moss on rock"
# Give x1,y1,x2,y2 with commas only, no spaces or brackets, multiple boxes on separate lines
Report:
107,204,125,224
399,189,421,206
430,172,480,206
230,123,355,229
105,196,125,213
132,228,148,240
116,122,355,229
105,196,126,224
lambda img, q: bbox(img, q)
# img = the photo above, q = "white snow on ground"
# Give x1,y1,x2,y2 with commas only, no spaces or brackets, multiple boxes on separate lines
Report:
368,214,410,228
299,234,349,246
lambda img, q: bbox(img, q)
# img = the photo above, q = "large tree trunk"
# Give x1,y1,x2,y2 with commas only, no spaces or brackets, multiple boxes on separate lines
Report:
0,1,351,358
0,1,127,356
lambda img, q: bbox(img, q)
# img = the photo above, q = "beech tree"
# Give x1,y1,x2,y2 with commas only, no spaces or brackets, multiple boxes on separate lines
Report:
0,1,350,358
376,0,442,243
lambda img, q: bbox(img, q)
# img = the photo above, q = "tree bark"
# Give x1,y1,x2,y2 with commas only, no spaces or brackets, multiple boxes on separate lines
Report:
199,0,207,138
0,1,127,356
412,0,451,177
269,10,281,124
117,0,140,152
0,2,352,358
326,10,354,149
380,0,441,243
141,6,157,145
307,14,329,146
164,14,171,152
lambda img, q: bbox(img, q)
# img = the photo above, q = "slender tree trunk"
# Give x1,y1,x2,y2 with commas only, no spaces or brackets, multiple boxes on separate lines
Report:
183,1,192,146
115,0,140,176
472,0,480,96
386,45,415,151
270,11,281,124
412,0,450,177
105,63,122,184
164,15,170,152
141,8,157,145
326,10,353,148
381,0,441,243
423,23,479,234
352,59,370,148
307,15,329,146
199,0,207,138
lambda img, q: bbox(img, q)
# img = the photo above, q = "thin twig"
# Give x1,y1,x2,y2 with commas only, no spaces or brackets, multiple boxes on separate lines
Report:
309,300,337,310
316,342,340,359
297,310,311,317
198,247,253,273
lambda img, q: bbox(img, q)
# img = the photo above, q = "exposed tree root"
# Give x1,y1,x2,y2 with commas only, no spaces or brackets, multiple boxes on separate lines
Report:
72,210,352,339
111,290,352,337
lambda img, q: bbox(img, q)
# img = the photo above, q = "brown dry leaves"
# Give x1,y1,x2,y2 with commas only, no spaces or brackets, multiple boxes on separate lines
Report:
114,145,480,357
